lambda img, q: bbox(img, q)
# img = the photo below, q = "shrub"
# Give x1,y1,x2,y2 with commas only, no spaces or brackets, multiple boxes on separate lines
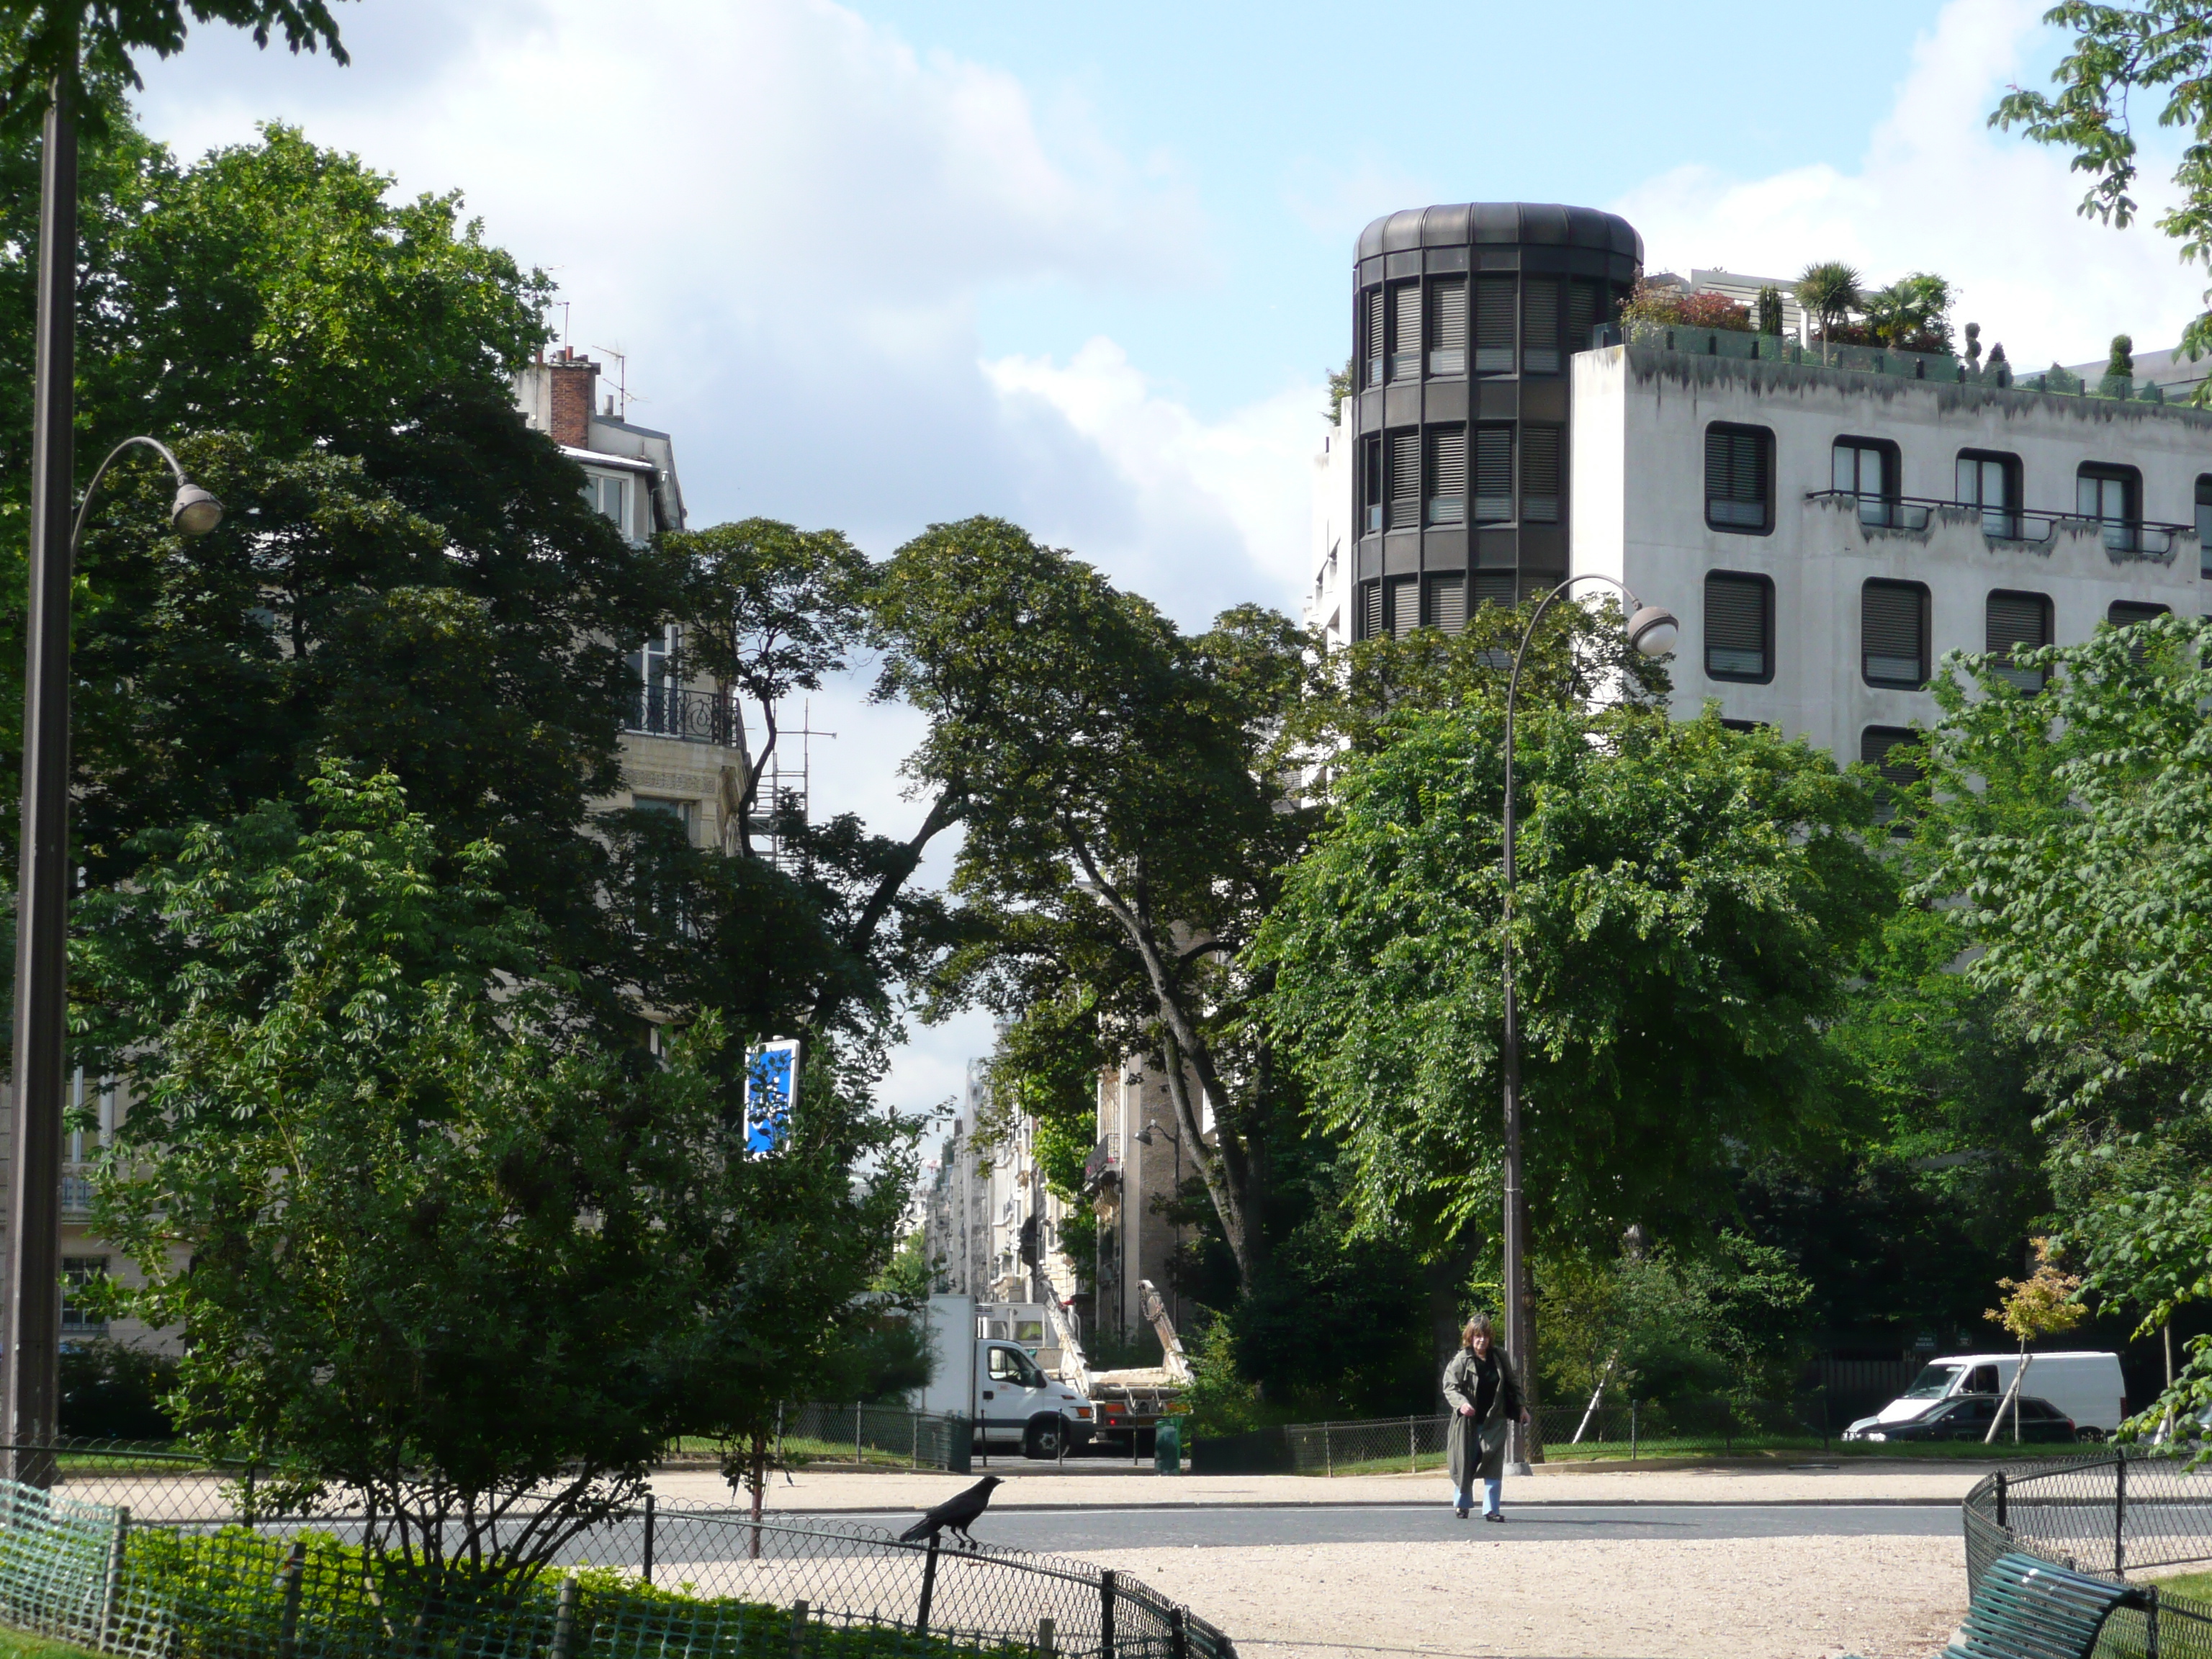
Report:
58,1341,176,1442
1676,291,1753,331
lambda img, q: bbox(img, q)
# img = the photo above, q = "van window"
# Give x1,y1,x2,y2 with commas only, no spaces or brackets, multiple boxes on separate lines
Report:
986,1345,1046,1388
1904,1362,1961,1399
1966,1366,2000,1394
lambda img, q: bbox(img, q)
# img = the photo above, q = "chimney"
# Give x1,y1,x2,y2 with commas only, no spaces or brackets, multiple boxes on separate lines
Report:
547,348,598,449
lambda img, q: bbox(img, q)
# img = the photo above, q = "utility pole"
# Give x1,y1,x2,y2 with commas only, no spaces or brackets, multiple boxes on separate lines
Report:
5,71,78,1488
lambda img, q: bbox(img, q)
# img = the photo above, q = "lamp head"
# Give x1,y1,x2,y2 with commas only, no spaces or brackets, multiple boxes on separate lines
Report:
1135,1125,1154,1146
169,482,224,537
1626,603,1679,657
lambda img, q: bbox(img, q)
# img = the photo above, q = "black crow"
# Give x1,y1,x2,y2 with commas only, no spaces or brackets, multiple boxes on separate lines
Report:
899,1475,1004,1547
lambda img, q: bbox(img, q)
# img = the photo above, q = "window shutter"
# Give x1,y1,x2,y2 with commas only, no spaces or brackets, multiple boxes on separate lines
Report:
2110,600,2168,665
1429,278,1467,374
1362,436,1383,532
1388,575,1419,639
1391,284,1421,382
1987,591,2051,691
1473,571,1517,610
1706,426,1768,528
1365,289,1385,387
1427,573,1467,634
1362,580,1382,641
1388,429,1421,529
1523,279,1560,373
1474,427,1513,523
1565,282,1601,355
1704,575,1768,678
1521,426,1560,523
1861,582,1927,686
1859,726,1920,787
1428,426,1466,523
1475,279,1515,372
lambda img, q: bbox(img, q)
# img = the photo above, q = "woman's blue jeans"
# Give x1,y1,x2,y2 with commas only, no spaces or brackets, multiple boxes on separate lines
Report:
1455,1475,1501,1516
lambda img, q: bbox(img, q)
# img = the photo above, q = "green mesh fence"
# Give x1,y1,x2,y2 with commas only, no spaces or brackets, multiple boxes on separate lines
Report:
0,1480,1234,1659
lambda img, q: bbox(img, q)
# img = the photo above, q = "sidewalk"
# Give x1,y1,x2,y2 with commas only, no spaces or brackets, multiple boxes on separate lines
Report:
650,1457,1995,1512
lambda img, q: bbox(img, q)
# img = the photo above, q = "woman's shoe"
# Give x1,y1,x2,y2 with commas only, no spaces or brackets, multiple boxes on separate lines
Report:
1454,1506,1470,1519
1483,1512,1504,1524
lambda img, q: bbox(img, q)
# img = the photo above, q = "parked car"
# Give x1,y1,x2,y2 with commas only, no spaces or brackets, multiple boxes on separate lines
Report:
1843,1351,2123,1441
1843,1393,2076,1444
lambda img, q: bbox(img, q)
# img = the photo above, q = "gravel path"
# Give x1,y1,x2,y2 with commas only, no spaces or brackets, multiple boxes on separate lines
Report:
1075,1535,1966,1659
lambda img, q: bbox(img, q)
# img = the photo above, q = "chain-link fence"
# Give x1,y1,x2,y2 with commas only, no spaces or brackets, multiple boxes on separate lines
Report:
0,1476,1233,1659
1282,1395,1833,1474
775,1406,968,1472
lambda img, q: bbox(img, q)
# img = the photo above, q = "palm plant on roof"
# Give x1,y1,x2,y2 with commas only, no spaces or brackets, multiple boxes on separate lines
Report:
1795,261,1863,357
1863,273,1956,354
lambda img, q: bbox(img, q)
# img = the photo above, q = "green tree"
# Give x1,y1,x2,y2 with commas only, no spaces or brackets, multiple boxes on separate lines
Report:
0,1,346,127
1794,260,1863,346
1861,271,1956,353
1991,4,2212,387
2103,331,2138,395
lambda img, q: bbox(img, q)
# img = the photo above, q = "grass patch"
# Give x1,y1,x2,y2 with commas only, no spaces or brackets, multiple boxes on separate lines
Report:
0,1629,106,1659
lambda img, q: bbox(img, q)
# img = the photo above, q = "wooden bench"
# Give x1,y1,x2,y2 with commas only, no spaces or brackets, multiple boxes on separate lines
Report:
1938,1552,2152,1659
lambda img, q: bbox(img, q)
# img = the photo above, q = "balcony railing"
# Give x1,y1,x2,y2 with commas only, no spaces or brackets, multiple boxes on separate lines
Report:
624,684,738,747
1804,490,2192,554
58,1174,91,1219
1082,1136,1120,1192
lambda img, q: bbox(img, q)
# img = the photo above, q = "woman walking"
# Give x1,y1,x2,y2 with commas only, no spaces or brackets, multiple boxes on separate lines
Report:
1443,1312,1529,1521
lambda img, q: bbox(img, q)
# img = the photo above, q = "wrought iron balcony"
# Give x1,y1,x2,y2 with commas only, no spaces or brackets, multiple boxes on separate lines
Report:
1804,490,2192,553
58,1174,92,1219
623,684,738,747
1082,1136,1120,1192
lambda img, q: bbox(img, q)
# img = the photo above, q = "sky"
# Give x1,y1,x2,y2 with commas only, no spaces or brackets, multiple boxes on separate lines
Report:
127,0,2206,1120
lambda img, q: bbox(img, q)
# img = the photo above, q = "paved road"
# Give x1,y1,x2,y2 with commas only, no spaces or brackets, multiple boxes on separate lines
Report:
819,1502,1962,1550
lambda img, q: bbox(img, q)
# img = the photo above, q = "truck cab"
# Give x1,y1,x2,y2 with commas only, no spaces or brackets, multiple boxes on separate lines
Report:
914,1295,1094,1459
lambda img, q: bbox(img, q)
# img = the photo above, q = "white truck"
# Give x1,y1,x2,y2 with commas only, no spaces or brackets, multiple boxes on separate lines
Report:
1843,1351,2126,1441
912,1294,1097,1458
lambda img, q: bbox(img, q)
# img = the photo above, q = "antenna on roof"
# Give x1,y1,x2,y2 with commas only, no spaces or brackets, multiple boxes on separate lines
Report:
591,346,641,419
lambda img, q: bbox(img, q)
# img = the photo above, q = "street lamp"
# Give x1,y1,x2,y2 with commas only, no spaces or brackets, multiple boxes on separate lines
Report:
6,433,222,1485
1496,576,1676,1476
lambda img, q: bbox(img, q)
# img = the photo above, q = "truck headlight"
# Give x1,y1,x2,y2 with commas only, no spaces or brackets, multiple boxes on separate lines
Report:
1076,1407,1093,1419
1866,1432,1887,1443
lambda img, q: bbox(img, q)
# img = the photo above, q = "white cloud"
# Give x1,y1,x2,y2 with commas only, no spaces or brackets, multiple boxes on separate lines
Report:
1615,0,2201,367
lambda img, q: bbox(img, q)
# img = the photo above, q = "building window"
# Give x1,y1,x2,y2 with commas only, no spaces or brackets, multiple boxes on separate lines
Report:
1428,278,1467,376
1473,570,1518,610
1987,589,2054,692
1426,572,1467,634
1705,423,1772,533
61,1256,107,1334
626,623,683,734
1521,426,1561,523
1861,726,1920,826
1387,429,1421,529
1704,572,1773,683
2108,599,2168,664
634,796,694,836
1361,580,1382,641
1862,580,1930,688
1362,436,1382,533
2198,475,2212,578
1565,280,1604,358
1523,279,1561,374
1390,282,1422,382
1427,426,1466,525
1833,438,1900,526
1474,427,1514,523
2077,463,2141,552
1475,278,1515,374
585,472,629,531
1387,575,1419,639
1364,289,1385,388
1957,450,2023,539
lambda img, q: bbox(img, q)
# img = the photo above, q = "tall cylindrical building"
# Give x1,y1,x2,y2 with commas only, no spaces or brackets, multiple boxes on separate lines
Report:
1349,203,1642,638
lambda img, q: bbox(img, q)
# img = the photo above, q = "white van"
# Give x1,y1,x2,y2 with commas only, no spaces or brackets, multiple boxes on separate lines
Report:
1843,1351,2126,1441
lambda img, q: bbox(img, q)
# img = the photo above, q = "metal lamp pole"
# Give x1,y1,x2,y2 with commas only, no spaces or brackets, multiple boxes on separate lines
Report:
1498,575,1678,1475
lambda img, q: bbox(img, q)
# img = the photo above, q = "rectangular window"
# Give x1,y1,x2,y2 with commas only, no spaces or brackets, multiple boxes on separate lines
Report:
1426,572,1467,634
1521,426,1561,523
1862,580,1930,688
2198,475,2212,579
1362,436,1383,533
1473,570,1518,610
586,472,629,531
1833,439,1897,527
1390,283,1422,382
2110,599,2170,665
1387,575,1419,639
1957,451,2020,539
1522,279,1561,374
1475,279,1516,374
1861,726,1920,827
61,1256,107,1334
1987,589,2054,692
1565,281,1603,358
1361,580,1382,641
1364,289,1385,388
1387,429,1421,530
626,622,683,735
2078,464,2141,552
1705,423,1772,532
1474,427,1514,523
1427,426,1466,524
1704,572,1773,682
1428,278,1467,376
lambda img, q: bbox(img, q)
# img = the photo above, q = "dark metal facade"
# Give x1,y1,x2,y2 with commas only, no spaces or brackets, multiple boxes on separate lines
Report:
1350,202,1641,638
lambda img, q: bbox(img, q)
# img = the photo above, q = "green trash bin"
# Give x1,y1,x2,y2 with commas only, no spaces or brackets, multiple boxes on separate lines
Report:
1154,1416,1183,1475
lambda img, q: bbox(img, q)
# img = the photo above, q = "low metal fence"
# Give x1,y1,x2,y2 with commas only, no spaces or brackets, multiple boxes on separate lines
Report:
779,1404,968,1471
0,1473,1233,1659
1282,1395,1832,1474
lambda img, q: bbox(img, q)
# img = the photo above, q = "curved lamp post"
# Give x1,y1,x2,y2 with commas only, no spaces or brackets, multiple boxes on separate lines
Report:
1497,575,1677,1475
6,435,221,1484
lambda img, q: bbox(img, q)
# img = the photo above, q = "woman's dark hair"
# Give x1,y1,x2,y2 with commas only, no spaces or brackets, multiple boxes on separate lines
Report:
1461,1312,1494,1349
